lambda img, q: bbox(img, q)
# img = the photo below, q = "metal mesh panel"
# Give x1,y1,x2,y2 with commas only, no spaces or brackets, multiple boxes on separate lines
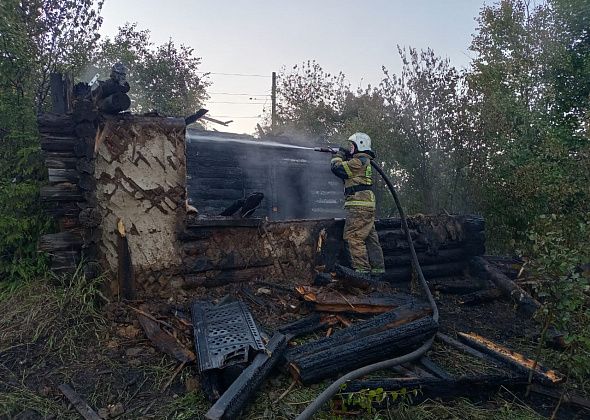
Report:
191,301,265,372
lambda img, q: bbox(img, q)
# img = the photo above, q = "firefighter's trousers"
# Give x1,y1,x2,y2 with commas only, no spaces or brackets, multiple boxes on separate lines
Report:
343,206,385,273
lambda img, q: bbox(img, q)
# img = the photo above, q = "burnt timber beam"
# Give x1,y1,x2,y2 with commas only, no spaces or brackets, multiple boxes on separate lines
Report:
205,333,288,420
287,316,438,384
457,332,564,386
470,256,540,316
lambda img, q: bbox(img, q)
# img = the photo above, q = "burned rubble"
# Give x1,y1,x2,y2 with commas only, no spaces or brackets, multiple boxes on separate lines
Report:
34,77,589,419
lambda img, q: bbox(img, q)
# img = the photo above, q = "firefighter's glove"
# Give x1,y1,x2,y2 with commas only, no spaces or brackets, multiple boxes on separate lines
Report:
336,147,349,160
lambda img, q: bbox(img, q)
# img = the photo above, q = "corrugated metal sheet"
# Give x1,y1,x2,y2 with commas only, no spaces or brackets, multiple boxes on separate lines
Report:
186,129,345,220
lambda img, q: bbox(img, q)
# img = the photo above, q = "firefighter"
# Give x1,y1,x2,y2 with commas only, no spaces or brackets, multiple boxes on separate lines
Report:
330,132,385,276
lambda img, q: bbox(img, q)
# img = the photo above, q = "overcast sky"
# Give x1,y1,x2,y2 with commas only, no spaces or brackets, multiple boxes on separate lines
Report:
100,0,489,134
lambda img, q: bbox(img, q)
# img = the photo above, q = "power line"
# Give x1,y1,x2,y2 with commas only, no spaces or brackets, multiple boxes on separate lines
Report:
208,92,271,96
208,115,262,119
197,71,271,78
205,101,267,105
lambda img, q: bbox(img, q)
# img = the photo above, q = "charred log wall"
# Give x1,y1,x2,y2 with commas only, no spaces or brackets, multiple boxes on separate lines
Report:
178,214,485,291
38,93,100,277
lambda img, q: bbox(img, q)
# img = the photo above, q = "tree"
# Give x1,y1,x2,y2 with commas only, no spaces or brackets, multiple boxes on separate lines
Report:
274,60,350,139
92,24,209,116
379,47,474,213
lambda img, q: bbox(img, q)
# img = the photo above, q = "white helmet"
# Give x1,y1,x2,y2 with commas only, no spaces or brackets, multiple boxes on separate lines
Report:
348,132,372,153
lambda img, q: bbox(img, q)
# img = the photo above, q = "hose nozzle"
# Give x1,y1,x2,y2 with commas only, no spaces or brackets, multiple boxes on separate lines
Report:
314,147,338,153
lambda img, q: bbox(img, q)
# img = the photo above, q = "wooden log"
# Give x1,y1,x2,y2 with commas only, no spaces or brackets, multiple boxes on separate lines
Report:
50,73,67,114
75,121,97,138
45,156,78,170
529,384,590,411
428,277,485,294
457,332,564,385
72,99,98,123
117,220,135,300
73,136,95,159
419,356,454,380
38,113,75,134
470,256,540,316
460,288,504,305
39,232,83,252
286,304,431,363
205,333,288,420
50,251,81,271
137,314,196,363
43,201,81,218
381,261,467,283
288,317,437,384
47,168,80,183
343,374,528,399
40,135,77,153
40,184,83,202
384,248,467,267
295,285,418,314
58,384,101,420
97,92,131,114
278,314,339,339
435,333,499,364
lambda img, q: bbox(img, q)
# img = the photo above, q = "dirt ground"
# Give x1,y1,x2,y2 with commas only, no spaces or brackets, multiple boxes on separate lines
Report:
0,270,588,420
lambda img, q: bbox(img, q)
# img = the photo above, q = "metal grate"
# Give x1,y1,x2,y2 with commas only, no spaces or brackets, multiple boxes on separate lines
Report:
191,301,265,372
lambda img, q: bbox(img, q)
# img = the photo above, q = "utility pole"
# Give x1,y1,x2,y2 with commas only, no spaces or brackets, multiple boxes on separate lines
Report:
271,71,277,131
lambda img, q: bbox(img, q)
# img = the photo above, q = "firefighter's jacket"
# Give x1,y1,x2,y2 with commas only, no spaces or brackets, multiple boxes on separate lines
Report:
330,152,375,208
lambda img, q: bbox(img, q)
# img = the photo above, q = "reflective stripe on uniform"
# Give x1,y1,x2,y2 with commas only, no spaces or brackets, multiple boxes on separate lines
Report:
344,200,376,208
365,165,372,178
342,162,353,178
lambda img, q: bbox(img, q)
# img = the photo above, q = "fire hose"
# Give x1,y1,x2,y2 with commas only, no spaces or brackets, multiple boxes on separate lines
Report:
296,154,440,420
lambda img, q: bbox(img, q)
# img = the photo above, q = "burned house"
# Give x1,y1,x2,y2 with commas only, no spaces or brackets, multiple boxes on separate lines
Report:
36,78,573,419
37,100,486,298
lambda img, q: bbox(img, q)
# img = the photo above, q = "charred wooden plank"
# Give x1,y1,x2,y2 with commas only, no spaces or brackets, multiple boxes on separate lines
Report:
460,288,504,305
419,356,454,380
435,333,497,364
58,384,101,420
48,168,80,183
529,384,590,411
205,333,288,420
39,232,83,252
384,248,467,267
457,332,564,385
289,317,437,384
40,135,78,153
38,113,75,134
277,313,339,339
45,156,78,170
40,184,83,202
72,99,98,123
470,256,540,316
428,277,486,294
117,220,135,300
137,314,196,363
343,374,528,399
287,303,431,362
381,261,467,283
295,285,415,314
